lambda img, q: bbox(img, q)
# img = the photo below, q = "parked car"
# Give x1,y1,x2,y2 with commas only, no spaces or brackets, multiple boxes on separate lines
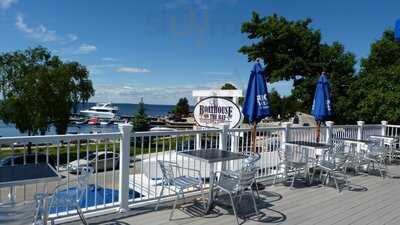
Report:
0,153,56,168
68,151,119,173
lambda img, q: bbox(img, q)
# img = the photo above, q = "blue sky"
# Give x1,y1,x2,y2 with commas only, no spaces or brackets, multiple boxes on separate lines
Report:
0,0,399,105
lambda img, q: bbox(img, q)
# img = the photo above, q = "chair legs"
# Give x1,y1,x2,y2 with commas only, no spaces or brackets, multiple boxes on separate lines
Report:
228,193,240,225
169,193,180,221
155,184,165,211
75,206,88,225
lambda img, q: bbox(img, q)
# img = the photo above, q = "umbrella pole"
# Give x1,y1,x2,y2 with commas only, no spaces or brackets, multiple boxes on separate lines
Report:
251,122,257,152
316,121,321,143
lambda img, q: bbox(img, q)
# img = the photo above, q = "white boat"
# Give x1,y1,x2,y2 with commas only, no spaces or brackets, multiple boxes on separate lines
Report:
80,103,119,119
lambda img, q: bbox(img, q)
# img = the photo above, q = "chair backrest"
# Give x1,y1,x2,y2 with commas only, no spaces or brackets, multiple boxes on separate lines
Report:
157,161,178,184
238,167,257,189
242,151,260,169
218,167,257,192
285,147,308,163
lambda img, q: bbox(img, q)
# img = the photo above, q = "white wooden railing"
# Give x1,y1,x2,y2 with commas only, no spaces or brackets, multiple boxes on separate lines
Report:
0,120,394,223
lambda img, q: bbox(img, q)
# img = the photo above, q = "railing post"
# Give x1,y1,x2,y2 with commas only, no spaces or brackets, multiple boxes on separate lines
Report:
219,124,229,151
381,120,388,136
281,122,290,176
194,125,202,150
357,121,365,153
357,121,365,140
118,123,133,213
325,121,334,145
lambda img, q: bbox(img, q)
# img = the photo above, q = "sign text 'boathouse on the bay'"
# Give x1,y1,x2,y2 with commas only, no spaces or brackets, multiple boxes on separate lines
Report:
193,96,242,129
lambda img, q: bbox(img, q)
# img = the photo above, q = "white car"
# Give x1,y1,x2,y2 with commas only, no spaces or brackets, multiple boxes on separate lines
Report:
68,151,119,173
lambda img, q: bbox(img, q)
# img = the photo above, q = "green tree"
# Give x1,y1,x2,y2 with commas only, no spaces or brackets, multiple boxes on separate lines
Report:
0,47,94,137
351,30,400,123
172,97,190,119
132,99,150,131
239,12,356,123
221,83,237,90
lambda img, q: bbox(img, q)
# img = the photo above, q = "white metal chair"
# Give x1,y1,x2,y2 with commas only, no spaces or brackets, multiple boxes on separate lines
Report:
214,167,260,225
40,167,93,225
241,151,261,198
316,150,350,192
154,160,206,221
273,146,312,188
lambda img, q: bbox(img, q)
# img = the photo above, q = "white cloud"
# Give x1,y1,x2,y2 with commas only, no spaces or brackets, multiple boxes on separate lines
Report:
74,43,97,54
114,67,150,73
0,0,17,9
89,81,235,105
164,0,238,10
67,33,78,42
101,57,117,62
202,71,233,76
16,14,57,42
15,14,79,44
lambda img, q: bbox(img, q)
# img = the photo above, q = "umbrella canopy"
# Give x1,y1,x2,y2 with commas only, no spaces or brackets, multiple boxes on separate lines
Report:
395,19,400,42
242,62,271,123
311,73,332,121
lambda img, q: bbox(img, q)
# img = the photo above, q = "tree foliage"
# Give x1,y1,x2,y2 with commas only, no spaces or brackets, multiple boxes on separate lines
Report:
0,47,94,135
221,83,237,90
351,30,400,123
239,12,357,124
132,99,150,132
172,97,190,119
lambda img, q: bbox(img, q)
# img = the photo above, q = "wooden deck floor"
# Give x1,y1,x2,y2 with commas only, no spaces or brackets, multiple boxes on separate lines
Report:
2,165,400,225
61,164,400,225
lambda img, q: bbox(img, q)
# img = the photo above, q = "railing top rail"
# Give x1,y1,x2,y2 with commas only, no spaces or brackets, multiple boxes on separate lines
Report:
387,124,400,128
131,128,221,137
228,127,284,132
0,132,121,145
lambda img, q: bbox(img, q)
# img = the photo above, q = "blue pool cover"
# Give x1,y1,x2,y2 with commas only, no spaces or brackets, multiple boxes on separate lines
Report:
49,184,142,213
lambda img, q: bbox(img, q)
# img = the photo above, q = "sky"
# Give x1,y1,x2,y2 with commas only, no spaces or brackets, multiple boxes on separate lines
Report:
0,0,399,105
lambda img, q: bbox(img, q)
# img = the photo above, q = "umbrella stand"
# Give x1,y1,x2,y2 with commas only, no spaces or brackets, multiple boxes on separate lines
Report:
251,122,257,152
316,121,321,143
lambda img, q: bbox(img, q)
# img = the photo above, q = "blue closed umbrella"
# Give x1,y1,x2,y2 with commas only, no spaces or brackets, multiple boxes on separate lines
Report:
243,61,271,151
311,73,332,141
395,19,400,42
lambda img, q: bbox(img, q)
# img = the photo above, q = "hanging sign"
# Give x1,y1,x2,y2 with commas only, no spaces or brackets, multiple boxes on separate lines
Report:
193,97,242,129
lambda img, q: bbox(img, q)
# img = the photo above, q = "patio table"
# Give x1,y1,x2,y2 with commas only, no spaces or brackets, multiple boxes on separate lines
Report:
334,138,376,153
178,149,245,213
0,163,61,223
285,141,332,158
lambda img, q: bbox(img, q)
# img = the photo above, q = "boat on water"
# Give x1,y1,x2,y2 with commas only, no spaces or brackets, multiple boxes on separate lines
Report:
80,103,119,119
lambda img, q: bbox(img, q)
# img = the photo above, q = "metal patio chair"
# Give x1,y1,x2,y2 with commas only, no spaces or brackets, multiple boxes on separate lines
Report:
364,144,388,178
241,151,261,198
214,167,260,225
41,167,93,225
315,149,351,193
273,146,313,188
154,160,206,221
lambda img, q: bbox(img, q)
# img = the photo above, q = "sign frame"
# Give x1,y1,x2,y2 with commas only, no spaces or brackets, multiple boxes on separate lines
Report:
193,96,242,129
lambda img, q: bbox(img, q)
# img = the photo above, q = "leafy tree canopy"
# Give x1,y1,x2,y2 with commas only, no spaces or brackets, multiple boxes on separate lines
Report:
172,97,190,119
352,30,400,123
0,46,94,135
239,12,356,124
221,83,237,90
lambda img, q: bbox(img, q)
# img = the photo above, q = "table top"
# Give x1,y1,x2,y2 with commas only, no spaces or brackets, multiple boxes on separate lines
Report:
335,138,376,144
0,163,61,188
178,149,245,163
286,141,331,148
369,135,397,140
